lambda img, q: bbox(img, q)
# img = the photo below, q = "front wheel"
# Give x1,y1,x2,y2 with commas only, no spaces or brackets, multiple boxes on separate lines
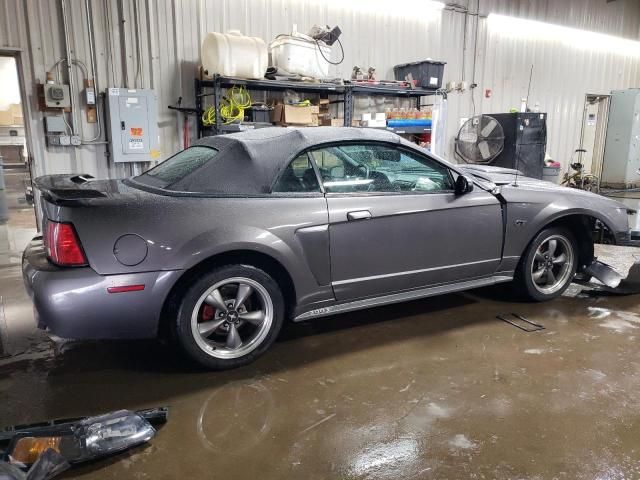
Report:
515,227,578,301
175,264,285,370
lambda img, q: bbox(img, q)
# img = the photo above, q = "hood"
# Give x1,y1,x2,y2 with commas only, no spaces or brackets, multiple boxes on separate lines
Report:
459,164,631,212
459,164,533,185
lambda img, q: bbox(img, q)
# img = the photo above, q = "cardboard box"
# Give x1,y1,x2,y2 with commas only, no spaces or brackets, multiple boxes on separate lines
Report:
307,105,320,126
321,118,344,127
272,104,313,125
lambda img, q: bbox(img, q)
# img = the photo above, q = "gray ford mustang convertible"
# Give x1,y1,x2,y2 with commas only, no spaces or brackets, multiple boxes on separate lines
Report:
23,127,635,369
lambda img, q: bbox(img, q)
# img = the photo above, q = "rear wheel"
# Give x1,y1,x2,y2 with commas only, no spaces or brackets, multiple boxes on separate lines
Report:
175,265,284,370
515,227,578,301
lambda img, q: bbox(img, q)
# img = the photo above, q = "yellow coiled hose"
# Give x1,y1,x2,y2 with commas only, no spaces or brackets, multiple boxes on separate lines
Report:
202,85,252,126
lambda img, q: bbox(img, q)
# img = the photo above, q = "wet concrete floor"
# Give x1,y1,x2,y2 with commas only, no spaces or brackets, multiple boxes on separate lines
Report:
2,245,640,478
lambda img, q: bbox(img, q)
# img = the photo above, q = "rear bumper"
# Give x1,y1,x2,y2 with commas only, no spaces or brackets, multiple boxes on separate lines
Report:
22,236,182,339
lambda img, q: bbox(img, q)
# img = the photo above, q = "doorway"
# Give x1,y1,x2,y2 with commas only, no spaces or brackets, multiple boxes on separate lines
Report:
0,53,36,265
578,94,610,180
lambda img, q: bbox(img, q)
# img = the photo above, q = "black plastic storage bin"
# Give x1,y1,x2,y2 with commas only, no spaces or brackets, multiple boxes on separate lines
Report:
247,106,273,123
393,60,446,89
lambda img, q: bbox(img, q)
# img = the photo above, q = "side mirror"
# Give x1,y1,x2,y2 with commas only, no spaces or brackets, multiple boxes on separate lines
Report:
455,175,474,195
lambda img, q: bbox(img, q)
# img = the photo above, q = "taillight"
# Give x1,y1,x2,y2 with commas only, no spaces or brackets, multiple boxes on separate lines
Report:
44,221,88,267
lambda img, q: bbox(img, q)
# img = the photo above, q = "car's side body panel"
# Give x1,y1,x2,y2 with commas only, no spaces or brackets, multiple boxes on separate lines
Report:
295,224,331,286
326,190,503,300
44,191,334,309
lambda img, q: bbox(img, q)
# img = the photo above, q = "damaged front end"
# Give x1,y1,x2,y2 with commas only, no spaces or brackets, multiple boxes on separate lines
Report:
578,257,640,295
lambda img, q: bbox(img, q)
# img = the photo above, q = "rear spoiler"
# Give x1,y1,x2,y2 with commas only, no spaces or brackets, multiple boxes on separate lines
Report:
34,174,107,205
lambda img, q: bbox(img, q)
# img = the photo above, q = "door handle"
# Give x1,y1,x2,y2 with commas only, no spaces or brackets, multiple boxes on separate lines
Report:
347,210,372,221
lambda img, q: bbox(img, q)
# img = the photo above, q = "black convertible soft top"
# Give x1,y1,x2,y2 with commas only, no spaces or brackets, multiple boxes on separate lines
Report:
168,127,403,194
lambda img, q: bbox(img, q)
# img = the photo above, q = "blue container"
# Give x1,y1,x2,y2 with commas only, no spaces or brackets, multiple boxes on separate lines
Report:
387,119,432,128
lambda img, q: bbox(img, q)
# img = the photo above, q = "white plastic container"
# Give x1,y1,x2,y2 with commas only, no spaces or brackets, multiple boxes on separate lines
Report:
201,30,267,79
269,34,332,79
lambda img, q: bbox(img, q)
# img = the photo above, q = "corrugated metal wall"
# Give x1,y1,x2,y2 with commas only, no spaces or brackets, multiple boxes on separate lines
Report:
0,0,639,178
477,12,640,163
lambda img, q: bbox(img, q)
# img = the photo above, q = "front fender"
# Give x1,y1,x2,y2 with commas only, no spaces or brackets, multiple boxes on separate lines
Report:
501,189,628,266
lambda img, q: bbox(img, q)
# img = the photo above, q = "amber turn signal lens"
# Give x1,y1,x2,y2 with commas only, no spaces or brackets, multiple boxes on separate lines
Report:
10,436,62,464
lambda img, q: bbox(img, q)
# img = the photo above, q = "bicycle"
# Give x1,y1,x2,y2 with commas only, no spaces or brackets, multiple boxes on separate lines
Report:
561,148,600,193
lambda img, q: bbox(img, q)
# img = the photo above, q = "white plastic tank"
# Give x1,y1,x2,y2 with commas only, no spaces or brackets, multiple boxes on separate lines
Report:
269,31,332,79
201,30,268,79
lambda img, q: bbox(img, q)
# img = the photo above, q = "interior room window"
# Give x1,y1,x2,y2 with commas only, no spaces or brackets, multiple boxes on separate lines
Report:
308,144,454,194
272,153,321,193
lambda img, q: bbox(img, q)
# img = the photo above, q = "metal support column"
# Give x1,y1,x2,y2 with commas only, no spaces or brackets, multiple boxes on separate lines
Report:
343,87,353,127
213,75,222,135
195,79,202,139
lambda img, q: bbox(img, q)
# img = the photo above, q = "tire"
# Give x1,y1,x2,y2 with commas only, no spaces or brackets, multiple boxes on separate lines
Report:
515,227,578,302
175,264,285,370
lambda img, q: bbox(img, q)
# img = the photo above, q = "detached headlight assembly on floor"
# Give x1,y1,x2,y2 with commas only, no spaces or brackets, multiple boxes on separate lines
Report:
10,411,154,465
2,409,162,468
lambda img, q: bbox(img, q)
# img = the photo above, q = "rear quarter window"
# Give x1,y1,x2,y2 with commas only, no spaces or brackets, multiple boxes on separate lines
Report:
135,146,218,188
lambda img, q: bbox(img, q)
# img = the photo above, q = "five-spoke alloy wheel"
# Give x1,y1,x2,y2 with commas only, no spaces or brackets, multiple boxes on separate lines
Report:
530,235,574,295
516,227,578,301
176,265,284,370
191,277,273,359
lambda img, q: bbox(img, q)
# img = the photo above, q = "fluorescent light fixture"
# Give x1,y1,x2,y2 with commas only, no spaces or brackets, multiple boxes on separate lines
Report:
488,13,640,57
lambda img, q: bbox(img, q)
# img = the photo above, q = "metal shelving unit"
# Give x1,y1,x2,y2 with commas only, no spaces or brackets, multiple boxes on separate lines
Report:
384,126,432,135
194,75,441,138
195,76,347,137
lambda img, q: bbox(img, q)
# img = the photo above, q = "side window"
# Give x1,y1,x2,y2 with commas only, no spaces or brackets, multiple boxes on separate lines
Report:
308,144,454,194
272,153,321,193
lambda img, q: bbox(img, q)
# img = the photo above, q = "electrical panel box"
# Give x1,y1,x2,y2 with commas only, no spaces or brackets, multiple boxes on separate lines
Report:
44,84,71,108
601,89,640,188
44,115,70,147
85,87,96,105
106,88,159,163
44,116,66,133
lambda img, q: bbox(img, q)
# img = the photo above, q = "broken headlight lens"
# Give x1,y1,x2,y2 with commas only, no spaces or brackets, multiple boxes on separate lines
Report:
75,410,155,461
9,437,63,465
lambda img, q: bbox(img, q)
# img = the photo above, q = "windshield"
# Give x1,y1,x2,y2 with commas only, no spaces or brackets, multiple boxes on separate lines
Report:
134,146,218,189
460,170,498,190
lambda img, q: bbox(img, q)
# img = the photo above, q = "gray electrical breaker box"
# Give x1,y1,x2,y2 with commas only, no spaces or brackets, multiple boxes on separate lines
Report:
106,88,159,163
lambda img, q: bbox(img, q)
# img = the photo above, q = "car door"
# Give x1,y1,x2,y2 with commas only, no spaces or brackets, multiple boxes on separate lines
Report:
309,142,504,301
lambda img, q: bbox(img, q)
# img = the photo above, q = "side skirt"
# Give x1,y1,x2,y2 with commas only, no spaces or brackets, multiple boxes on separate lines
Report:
294,274,514,321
